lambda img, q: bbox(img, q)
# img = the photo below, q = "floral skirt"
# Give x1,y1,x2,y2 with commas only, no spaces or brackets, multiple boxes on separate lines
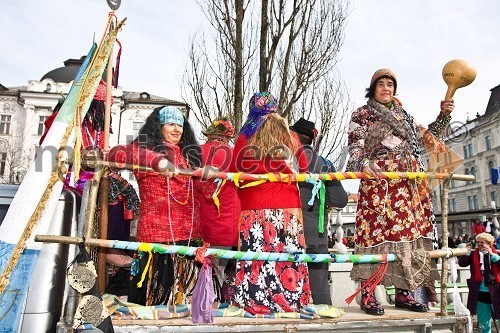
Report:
233,208,311,313
354,152,433,247
351,152,439,290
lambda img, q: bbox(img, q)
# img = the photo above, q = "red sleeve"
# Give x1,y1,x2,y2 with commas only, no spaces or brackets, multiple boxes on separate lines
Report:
229,135,246,172
108,143,167,172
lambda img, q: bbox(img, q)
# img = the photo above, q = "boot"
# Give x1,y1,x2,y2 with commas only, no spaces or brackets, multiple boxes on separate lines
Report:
360,284,384,316
395,289,429,312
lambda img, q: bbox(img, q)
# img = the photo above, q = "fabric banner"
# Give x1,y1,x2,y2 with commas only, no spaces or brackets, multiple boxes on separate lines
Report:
0,16,122,331
492,167,499,185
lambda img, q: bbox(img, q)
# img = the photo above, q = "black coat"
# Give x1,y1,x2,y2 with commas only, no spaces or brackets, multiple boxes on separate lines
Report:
298,145,348,247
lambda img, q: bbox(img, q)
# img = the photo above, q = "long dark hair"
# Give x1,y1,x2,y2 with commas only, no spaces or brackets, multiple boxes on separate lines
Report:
132,106,201,168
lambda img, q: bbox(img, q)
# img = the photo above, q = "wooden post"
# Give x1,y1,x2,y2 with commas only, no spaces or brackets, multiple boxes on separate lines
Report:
440,173,452,315
97,21,114,294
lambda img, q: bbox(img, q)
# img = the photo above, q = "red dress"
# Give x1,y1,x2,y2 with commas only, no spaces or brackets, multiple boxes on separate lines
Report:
108,143,201,243
198,140,240,246
229,133,311,313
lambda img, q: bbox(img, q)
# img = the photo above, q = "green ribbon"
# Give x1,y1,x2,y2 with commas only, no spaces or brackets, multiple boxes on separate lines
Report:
318,181,326,233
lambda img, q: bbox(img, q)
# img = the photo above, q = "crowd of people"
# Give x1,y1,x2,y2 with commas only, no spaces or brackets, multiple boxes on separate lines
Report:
83,67,499,321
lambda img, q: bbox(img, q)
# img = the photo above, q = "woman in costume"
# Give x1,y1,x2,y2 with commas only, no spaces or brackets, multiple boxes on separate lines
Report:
459,232,500,333
198,117,240,300
230,92,311,314
108,105,203,306
346,69,454,315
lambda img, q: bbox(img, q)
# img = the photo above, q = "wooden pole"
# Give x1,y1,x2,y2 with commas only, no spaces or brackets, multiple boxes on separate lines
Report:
35,234,468,260
440,173,453,316
96,20,114,294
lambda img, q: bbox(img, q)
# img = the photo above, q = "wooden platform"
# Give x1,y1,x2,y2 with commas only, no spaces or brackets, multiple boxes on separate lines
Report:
112,305,469,332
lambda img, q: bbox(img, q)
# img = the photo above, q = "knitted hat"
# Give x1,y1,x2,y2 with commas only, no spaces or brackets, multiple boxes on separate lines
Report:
202,117,235,137
290,117,316,139
370,68,397,88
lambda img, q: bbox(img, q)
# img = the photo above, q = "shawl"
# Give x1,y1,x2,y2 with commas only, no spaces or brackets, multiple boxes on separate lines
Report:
239,92,278,138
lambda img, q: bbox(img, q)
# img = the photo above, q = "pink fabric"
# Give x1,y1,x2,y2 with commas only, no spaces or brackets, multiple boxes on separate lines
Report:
198,141,240,246
191,259,216,323
108,143,201,243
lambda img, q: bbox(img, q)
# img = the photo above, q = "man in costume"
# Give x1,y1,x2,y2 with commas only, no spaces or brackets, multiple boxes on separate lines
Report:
291,117,348,305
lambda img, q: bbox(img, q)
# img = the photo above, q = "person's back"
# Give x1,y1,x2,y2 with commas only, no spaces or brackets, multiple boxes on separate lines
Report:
291,118,348,305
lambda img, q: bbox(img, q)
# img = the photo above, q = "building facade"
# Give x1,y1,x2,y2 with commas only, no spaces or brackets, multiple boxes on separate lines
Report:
428,84,500,238
0,57,188,185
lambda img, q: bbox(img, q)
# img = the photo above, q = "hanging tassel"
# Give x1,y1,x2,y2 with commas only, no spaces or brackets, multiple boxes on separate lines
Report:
345,254,389,305
318,181,326,233
113,39,122,88
136,243,153,288
212,179,225,216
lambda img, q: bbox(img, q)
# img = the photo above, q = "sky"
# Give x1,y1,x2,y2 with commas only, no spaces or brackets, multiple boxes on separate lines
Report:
1,0,499,192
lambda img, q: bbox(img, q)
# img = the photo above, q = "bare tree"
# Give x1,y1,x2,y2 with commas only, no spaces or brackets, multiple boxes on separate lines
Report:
297,73,352,168
0,138,32,184
182,0,351,161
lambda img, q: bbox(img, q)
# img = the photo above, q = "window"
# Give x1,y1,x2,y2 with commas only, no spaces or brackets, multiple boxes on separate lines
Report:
0,115,11,135
489,160,496,178
450,180,455,188
0,152,6,176
463,146,468,158
132,121,144,137
468,196,473,210
38,116,49,135
470,167,477,183
468,143,473,157
473,195,479,210
486,135,492,150
448,198,457,213
492,191,497,206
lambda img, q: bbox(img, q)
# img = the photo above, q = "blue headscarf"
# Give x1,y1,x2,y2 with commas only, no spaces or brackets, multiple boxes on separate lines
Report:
239,92,279,138
159,106,184,126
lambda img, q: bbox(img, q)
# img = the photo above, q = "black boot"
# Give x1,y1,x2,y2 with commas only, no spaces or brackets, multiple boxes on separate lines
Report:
360,285,384,316
395,289,429,312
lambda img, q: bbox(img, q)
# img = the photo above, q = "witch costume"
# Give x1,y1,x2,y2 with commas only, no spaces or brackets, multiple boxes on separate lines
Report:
346,69,451,314
107,106,202,306
229,92,311,314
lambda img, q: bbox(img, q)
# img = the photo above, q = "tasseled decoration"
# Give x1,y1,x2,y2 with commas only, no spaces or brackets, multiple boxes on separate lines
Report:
113,39,122,88
306,175,327,233
345,254,389,305
211,179,226,216
136,243,153,288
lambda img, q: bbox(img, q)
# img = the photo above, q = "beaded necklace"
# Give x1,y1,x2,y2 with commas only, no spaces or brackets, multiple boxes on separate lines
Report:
166,176,195,246
168,178,192,205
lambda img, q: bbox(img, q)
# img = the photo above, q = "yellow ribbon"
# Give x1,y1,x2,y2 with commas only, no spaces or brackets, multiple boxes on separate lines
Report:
212,179,226,216
136,243,153,288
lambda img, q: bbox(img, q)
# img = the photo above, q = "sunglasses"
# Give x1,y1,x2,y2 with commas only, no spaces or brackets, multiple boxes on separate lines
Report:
477,241,488,244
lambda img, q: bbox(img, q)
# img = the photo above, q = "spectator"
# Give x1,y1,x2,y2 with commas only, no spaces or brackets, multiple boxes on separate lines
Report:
458,232,500,333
